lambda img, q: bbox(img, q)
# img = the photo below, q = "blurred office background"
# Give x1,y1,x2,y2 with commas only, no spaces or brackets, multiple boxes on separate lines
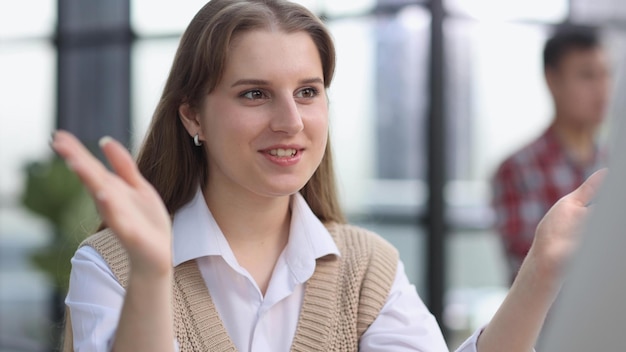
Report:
1,0,625,350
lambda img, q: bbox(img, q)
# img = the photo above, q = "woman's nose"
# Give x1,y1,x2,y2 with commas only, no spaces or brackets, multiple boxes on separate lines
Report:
269,96,304,134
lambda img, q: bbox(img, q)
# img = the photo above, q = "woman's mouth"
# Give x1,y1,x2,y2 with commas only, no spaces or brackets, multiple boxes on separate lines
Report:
267,148,297,157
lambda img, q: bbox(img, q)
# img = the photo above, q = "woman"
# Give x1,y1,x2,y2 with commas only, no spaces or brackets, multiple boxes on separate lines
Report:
53,0,605,351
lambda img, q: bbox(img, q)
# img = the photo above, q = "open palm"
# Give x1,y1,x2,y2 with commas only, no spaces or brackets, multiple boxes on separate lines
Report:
52,131,172,277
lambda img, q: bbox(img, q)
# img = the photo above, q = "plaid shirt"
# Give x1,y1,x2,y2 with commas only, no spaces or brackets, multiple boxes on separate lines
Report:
491,125,605,282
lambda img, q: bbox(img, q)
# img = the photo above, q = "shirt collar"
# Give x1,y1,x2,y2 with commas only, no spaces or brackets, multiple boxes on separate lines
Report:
544,124,604,172
285,192,340,281
171,188,223,267
171,189,340,273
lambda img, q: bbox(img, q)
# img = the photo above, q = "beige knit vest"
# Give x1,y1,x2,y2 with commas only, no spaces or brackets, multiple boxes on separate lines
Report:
81,222,398,351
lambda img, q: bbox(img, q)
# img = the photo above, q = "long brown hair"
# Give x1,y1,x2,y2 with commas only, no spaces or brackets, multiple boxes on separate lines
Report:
136,0,345,223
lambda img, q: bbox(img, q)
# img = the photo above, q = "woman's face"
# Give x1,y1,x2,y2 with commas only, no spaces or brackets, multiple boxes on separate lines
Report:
182,29,328,200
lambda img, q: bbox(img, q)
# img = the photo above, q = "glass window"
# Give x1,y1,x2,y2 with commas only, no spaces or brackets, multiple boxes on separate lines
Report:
131,39,180,151
444,20,553,231
293,0,375,16
571,0,626,23
0,43,56,200
132,0,208,36
445,0,568,22
446,20,552,185
321,0,375,17
443,20,557,343
0,3,57,349
325,17,379,215
0,1,56,200
329,6,430,217
0,0,56,40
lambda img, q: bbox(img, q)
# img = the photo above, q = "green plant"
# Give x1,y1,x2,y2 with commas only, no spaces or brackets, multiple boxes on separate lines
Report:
21,155,99,294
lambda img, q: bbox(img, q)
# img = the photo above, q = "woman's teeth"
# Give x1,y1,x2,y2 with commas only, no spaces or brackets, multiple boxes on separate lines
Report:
269,148,297,157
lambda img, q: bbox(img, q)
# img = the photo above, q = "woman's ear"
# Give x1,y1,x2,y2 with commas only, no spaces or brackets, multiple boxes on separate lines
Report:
178,103,203,139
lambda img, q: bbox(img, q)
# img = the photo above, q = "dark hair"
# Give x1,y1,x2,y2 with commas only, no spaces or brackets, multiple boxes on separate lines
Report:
543,25,602,70
134,0,345,224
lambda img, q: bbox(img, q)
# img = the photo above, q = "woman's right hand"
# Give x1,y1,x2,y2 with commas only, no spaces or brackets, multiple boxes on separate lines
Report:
52,130,172,278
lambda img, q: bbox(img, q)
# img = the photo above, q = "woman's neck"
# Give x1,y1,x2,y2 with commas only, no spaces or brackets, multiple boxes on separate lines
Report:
203,185,291,242
202,185,292,295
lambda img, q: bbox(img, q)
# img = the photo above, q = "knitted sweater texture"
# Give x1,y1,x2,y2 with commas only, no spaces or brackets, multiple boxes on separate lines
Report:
81,222,399,351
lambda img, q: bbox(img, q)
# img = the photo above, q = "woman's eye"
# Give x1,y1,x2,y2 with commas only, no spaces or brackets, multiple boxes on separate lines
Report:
296,87,318,98
242,90,266,100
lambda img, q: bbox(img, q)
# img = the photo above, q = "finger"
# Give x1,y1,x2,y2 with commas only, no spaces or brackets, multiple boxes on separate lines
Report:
566,168,608,207
99,136,144,188
51,130,111,194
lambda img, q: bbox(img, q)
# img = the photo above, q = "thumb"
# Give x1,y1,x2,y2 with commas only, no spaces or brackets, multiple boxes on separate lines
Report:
566,168,608,207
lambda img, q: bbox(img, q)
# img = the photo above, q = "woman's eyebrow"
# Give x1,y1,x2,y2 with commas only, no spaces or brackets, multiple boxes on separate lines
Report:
230,77,324,88
231,79,269,88
300,77,324,85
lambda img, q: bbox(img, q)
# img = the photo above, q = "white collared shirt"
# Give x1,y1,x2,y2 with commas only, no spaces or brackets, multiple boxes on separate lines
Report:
66,190,482,351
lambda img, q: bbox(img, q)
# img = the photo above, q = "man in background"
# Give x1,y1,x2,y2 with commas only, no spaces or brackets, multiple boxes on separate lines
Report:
492,25,611,283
